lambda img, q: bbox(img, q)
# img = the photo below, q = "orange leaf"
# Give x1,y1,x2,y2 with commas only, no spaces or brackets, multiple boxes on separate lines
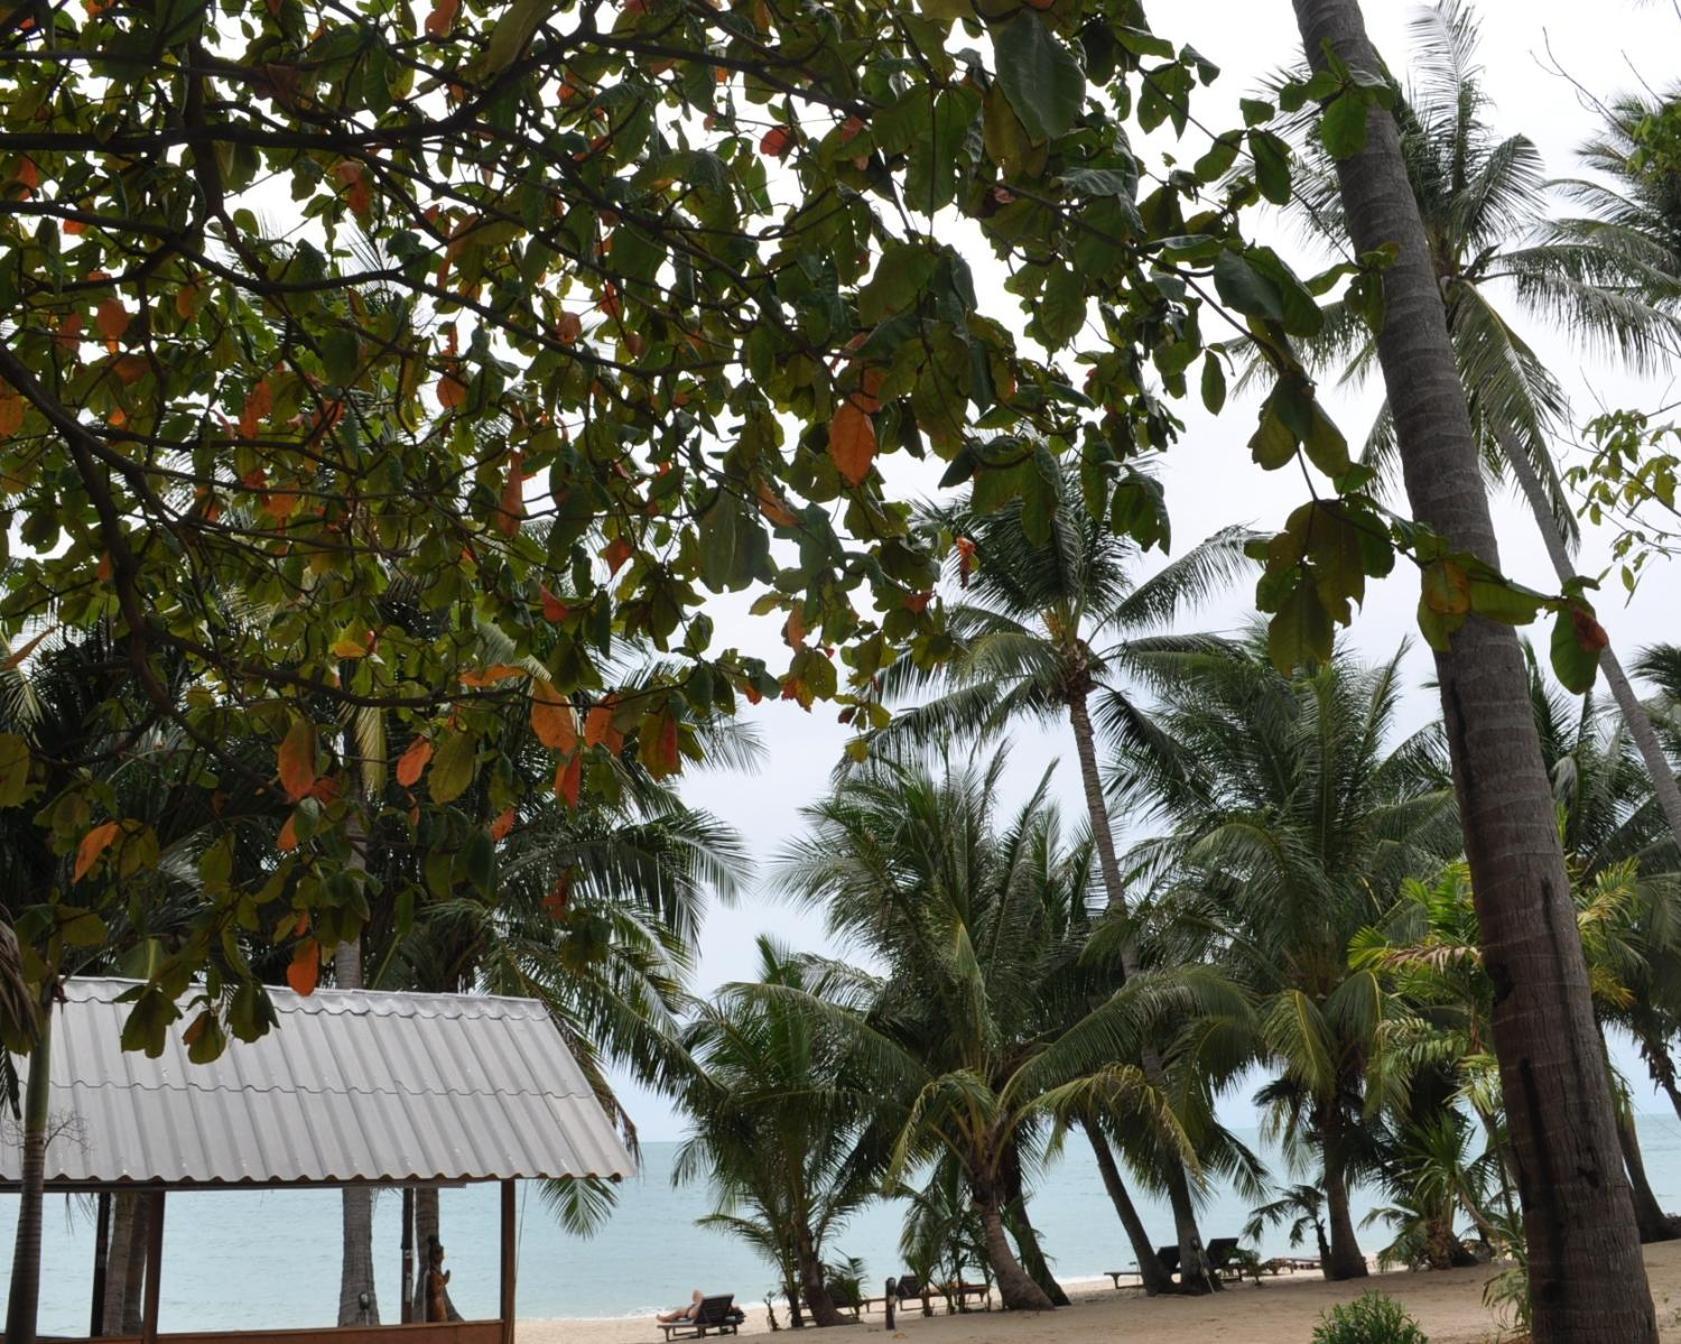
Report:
828,400,876,486
114,355,149,385
584,700,623,755
1573,608,1611,653
490,806,517,841
459,663,525,687
287,938,320,996
53,312,82,353
277,813,299,852
176,283,202,321
755,482,798,528
759,126,795,158
73,821,121,884
0,395,22,438
641,711,681,779
540,586,570,622
425,0,458,36
531,679,578,750
332,160,372,220
277,718,317,802
95,298,130,347
14,157,39,191
601,536,633,575
437,365,468,410
784,604,807,649
555,752,582,807
240,378,273,439
63,218,86,237
496,450,526,536
555,312,583,345
1,626,56,670
395,736,433,788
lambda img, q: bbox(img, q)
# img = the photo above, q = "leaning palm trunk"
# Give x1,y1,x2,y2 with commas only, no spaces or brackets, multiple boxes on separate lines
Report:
1319,1117,1367,1280
1497,429,1681,851
1068,690,1213,1293
976,1193,1053,1311
1616,1103,1673,1243
1083,1119,1174,1295
1289,3,1655,1338
793,1225,845,1327
4,997,52,1344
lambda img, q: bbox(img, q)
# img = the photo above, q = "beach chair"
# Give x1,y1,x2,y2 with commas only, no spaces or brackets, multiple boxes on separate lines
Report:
658,1294,746,1340
1205,1237,1241,1281
1154,1245,1181,1280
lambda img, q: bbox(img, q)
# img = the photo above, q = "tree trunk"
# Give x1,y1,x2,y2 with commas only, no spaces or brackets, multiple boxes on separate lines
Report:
1068,691,1211,1292
999,1141,1068,1306
1616,1103,1674,1243
1320,1122,1368,1281
101,1193,150,1335
411,1188,462,1323
977,1196,1053,1312
793,1224,845,1327
5,995,53,1344
1498,429,1681,851
1083,1118,1174,1296
1290,4,1657,1339
337,784,379,1329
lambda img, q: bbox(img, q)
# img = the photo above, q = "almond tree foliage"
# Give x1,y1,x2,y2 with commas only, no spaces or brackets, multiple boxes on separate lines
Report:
0,0,1613,1061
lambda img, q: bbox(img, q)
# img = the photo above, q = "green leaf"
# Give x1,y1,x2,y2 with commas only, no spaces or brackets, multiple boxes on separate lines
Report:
1213,248,1283,323
1200,352,1227,415
0,733,30,807
1193,132,1241,182
1037,266,1086,349
1248,130,1292,205
1240,97,1275,127
429,729,477,805
1268,583,1334,673
1249,395,1296,470
1320,91,1370,159
1550,604,1605,694
995,13,1085,143
1110,469,1170,552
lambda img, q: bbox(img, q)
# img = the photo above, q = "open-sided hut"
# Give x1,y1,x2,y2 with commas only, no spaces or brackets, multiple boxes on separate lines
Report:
0,979,635,1344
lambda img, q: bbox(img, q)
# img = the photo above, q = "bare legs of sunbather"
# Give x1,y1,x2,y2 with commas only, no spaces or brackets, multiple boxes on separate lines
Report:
657,1290,704,1323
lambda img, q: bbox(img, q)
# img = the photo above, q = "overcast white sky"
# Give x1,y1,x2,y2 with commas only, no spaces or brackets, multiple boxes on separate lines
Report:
611,0,1681,1141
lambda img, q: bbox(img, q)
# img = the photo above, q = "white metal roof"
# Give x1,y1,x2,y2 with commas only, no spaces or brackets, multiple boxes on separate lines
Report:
0,978,636,1189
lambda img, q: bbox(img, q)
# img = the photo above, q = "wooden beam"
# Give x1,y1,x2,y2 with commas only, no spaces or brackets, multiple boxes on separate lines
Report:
140,1190,165,1344
401,1186,415,1325
499,1181,517,1344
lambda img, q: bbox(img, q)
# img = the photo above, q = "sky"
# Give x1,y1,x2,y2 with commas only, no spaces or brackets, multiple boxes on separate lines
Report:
609,0,1681,1142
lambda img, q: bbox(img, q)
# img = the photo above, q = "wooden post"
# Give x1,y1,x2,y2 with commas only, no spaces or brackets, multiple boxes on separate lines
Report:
400,1187,415,1325
89,1191,111,1337
883,1280,895,1332
140,1191,165,1344
499,1181,517,1344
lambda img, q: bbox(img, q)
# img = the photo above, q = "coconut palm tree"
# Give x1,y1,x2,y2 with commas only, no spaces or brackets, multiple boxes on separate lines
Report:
1119,634,1461,1279
772,747,1187,1310
869,462,1251,1290
1285,3,1658,1330
1272,0,1681,847
676,938,876,1327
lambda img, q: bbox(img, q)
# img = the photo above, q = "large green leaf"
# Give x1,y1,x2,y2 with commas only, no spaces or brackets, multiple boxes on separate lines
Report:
995,13,1084,143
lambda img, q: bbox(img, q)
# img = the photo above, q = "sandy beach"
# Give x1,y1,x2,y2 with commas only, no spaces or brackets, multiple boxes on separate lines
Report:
522,1240,1681,1344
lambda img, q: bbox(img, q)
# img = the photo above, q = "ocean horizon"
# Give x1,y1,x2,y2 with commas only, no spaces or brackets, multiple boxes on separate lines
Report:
11,1111,1681,1332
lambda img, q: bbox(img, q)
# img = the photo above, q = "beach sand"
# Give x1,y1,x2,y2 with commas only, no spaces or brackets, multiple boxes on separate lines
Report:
521,1239,1681,1344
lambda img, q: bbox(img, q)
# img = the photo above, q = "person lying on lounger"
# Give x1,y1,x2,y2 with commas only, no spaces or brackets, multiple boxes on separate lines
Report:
657,1290,704,1324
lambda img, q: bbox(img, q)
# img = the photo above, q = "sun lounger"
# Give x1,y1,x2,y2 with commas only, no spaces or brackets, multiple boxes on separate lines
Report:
658,1294,746,1340
1105,1246,1179,1289
1205,1237,1241,1280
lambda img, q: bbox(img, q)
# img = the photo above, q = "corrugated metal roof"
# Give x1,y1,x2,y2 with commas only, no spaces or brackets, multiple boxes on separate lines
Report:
0,978,636,1190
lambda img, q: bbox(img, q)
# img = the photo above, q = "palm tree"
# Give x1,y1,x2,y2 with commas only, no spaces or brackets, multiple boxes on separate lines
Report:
1286,2,1657,1335
872,462,1251,1290
676,939,875,1327
1274,0,1681,846
773,748,1185,1310
1119,635,1461,1279
1244,1184,1332,1265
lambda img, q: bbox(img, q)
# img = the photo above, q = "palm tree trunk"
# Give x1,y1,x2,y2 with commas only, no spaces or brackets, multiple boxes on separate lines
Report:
336,931,379,1326
999,1141,1068,1305
1319,1118,1368,1281
5,994,53,1344
1082,1118,1174,1296
1290,3,1656,1338
1067,690,1212,1293
1616,1102,1674,1243
794,1224,845,1327
411,1188,462,1323
101,1193,149,1335
1499,428,1681,850
976,1195,1053,1312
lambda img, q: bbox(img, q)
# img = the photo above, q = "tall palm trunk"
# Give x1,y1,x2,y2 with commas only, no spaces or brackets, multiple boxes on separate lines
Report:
1319,1114,1368,1280
101,1193,149,1334
1290,3,1655,1338
793,1223,845,1327
1068,689,1212,1293
1498,430,1681,849
976,1192,1053,1311
336,931,378,1326
1082,1118,1174,1295
5,993,53,1344
1617,1104,1673,1243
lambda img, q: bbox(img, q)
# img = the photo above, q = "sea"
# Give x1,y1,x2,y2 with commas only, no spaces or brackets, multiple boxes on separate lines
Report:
10,1114,1681,1332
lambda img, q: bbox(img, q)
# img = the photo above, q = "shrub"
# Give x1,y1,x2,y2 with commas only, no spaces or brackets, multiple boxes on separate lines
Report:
1312,1292,1430,1344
